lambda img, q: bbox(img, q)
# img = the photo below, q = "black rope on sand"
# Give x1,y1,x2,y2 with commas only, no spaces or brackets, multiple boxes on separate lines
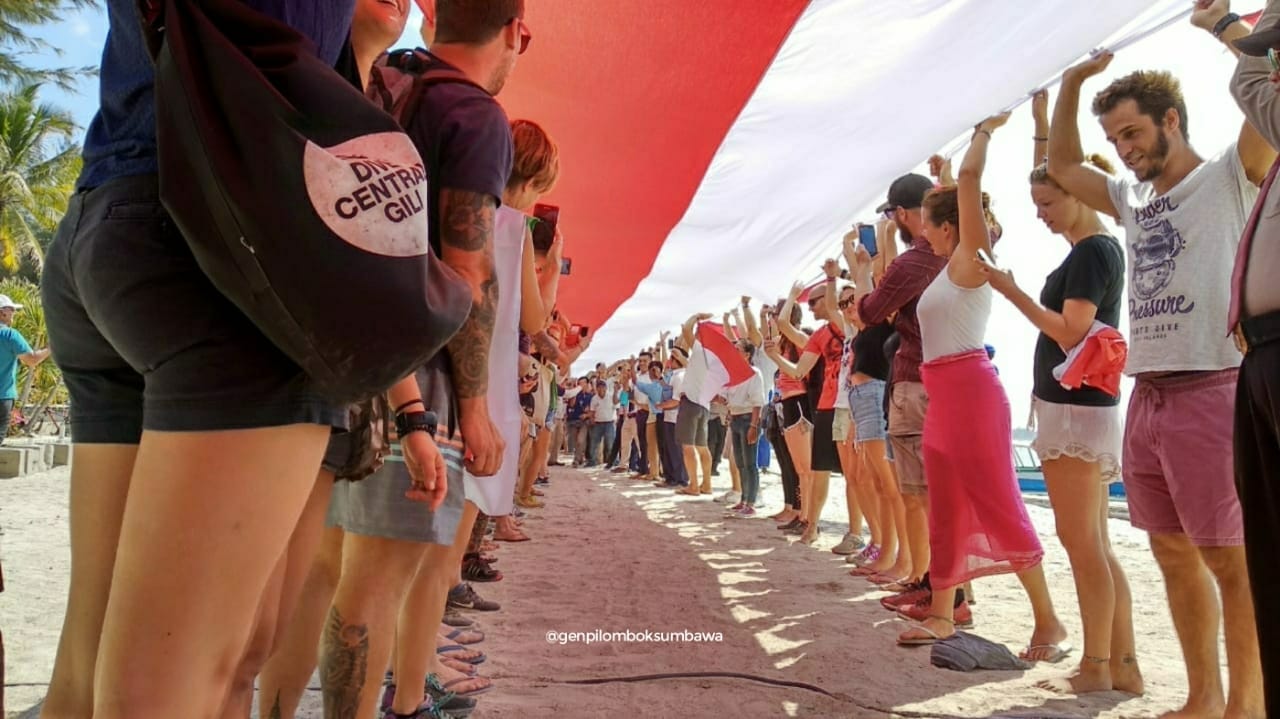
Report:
552,672,974,718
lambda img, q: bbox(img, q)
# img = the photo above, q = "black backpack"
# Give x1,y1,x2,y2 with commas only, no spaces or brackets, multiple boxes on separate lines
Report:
142,0,472,404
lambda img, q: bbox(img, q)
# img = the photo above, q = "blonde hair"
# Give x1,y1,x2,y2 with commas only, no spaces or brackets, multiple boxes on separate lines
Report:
1030,154,1114,189
507,119,560,194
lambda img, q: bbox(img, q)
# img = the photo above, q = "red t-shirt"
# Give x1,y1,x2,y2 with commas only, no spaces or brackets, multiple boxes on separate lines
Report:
804,323,845,410
775,344,806,396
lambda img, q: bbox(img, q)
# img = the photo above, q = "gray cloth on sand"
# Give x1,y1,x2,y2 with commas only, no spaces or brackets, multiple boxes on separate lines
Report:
931,631,1032,672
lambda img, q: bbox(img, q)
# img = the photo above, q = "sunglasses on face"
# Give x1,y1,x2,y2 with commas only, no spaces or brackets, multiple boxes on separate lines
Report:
838,297,855,310
807,297,822,307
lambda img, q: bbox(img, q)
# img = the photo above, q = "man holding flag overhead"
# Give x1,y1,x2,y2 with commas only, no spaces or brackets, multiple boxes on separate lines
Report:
673,313,757,497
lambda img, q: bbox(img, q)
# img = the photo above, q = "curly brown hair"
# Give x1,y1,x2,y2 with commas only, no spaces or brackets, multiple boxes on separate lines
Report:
1091,70,1189,141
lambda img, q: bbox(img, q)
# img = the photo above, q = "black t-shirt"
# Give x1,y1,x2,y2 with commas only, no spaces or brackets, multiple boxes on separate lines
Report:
852,322,894,381
404,53,514,255
1033,234,1124,406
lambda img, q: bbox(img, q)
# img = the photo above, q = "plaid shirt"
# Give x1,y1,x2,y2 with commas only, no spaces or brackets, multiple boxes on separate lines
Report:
856,237,946,385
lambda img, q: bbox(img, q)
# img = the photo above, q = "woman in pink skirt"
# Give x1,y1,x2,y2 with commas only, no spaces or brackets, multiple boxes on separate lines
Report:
895,113,1067,656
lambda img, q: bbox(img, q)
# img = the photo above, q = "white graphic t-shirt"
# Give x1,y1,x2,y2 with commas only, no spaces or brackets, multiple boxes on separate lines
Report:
1106,144,1254,374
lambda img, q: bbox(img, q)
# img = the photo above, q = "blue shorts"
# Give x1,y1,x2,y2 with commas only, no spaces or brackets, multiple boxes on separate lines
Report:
849,380,888,443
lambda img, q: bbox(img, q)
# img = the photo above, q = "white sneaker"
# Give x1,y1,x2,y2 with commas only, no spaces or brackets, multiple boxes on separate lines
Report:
714,490,741,505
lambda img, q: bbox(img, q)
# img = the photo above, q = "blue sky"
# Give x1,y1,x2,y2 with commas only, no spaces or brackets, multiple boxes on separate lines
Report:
28,3,108,134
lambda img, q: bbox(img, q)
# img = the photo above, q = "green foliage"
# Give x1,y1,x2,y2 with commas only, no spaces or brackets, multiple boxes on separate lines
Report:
0,0,99,91
0,83,80,275
0,278,64,412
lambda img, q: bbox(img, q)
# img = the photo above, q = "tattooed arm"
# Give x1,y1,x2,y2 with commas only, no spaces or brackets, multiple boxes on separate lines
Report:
439,187,505,476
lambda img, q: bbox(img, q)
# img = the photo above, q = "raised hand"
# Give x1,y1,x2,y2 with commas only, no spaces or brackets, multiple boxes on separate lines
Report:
1064,51,1114,83
822,258,841,279
1031,89,1049,122
1190,0,1230,31
788,281,805,302
976,112,1012,134
854,244,873,268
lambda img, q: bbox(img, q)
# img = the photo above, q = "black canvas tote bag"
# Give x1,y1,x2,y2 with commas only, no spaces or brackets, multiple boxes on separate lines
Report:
142,0,472,404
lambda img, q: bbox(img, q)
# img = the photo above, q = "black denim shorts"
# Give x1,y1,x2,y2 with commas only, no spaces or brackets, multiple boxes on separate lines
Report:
42,174,347,444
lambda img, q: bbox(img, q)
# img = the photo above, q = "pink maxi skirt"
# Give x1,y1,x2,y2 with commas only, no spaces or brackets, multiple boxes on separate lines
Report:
920,349,1043,590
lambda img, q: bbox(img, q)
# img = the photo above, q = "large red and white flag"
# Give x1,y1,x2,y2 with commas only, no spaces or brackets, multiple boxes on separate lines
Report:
498,0,1210,368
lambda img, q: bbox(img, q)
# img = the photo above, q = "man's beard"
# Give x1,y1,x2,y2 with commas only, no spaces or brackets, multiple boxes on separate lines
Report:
895,219,914,243
1138,131,1170,182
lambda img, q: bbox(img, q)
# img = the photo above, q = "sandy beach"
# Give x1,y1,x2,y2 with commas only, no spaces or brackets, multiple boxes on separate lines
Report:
2,458,1221,718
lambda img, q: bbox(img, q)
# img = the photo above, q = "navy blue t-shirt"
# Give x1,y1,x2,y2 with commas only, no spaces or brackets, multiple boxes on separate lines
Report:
79,0,355,189
401,53,514,254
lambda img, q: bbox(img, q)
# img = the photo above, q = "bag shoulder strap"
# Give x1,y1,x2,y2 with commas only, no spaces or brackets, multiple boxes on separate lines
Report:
371,48,487,130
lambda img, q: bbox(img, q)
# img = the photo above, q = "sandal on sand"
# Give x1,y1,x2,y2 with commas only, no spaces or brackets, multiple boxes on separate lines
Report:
493,530,530,542
897,616,955,646
849,565,881,577
440,656,479,675
1021,642,1074,663
437,644,487,664
430,672,495,698
443,627,485,645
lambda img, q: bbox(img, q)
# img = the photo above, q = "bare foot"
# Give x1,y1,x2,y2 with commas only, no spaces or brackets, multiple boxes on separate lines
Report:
1110,654,1145,696
1036,660,1112,695
435,661,492,693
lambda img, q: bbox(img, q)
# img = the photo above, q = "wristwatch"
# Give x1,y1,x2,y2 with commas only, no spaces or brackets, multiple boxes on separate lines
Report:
1212,12,1241,38
395,410,437,438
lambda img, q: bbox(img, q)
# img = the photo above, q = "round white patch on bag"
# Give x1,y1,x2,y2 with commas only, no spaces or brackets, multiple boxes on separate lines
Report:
304,131,430,257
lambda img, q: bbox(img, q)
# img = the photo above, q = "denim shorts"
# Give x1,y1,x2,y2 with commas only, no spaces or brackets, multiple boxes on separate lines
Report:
849,380,888,443
42,174,345,443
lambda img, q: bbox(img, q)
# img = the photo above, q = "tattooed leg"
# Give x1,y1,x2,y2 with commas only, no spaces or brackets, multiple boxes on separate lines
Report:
320,606,368,719
321,533,425,719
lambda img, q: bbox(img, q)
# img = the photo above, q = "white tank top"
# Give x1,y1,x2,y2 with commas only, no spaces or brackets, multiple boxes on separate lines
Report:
917,269,992,362
462,206,525,515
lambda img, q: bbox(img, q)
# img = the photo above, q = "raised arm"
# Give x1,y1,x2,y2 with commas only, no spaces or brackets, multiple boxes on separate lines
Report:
1032,89,1050,169
820,258,841,330
519,229,549,335
1198,0,1280,184
763,339,819,379
928,154,955,187
952,114,1007,288
1048,54,1121,219
871,218,898,284
740,297,763,346
722,312,739,342
681,313,711,350
777,282,811,347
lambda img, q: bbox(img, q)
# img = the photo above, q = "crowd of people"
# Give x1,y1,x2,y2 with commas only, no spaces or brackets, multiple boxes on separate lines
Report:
10,0,1280,717
518,2,1280,717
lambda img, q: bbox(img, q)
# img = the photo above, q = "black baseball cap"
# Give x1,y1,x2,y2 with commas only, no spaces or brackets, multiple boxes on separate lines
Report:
876,173,935,214
1235,18,1280,57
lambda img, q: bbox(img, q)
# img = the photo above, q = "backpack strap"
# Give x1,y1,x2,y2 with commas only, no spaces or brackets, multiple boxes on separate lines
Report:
372,48,487,130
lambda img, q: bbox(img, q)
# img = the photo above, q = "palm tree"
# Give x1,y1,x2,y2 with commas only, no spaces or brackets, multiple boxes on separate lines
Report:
0,0,98,91
0,83,80,274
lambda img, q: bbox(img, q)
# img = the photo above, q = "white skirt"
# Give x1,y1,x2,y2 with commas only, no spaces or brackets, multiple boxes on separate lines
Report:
1030,398,1122,484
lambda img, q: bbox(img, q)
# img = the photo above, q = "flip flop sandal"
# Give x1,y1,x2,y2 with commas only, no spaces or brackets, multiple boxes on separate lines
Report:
849,565,881,577
1021,641,1074,663
431,673,496,698
440,656,479,676
897,616,955,647
444,627,486,645
493,532,530,542
870,574,910,586
437,644,487,664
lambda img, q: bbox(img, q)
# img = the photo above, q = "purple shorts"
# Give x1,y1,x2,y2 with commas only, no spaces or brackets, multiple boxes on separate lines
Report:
1123,368,1242,546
